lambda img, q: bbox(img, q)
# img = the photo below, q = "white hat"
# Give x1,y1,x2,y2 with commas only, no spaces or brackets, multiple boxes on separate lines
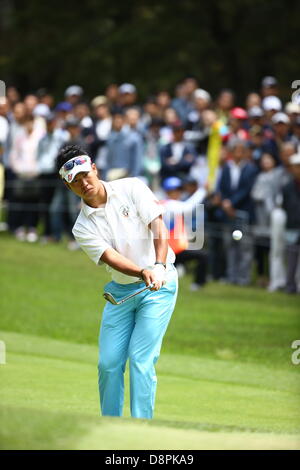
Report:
119,83,136,94
91,95,108,107
271,112,290,125
289,153,300,165
261,76,278,88
285,101,300,114
59,155,92,183
194,88,211,102
64,85,83,97
33,103,50,117
262,95,282,111
248,106,264,118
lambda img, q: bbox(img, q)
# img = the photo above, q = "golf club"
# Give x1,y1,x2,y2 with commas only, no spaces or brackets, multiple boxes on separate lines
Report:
103,282,155,305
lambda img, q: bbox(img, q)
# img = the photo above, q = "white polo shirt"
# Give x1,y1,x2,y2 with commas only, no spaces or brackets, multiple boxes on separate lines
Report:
72,177,175,284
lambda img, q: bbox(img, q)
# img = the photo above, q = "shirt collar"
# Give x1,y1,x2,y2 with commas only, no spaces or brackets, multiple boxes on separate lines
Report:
228,159,246,169
81,180,115,217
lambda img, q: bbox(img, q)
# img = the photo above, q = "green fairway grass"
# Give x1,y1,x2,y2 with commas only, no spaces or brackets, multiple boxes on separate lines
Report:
0,234,300,449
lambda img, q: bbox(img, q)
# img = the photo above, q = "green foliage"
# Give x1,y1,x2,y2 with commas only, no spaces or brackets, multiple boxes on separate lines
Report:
1,0,299,101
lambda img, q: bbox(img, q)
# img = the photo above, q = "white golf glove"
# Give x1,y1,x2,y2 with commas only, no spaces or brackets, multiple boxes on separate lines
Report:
152,264,167,286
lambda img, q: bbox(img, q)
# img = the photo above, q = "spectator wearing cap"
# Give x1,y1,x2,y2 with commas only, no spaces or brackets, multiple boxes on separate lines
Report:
261,76,279,98
248,124,275,168
63,116,87,148
161,176,207,291
54,101,73,131
33,103,50,118
55,102,73,115
227,107,249,141
262,95,282,126
160,120,197,182
49,116,86,247
251,153,277,287
268,141,295,292
64,85,84,106
285,102,300,127
37,112,67,241
272,111,291,129
248,125,265,166
118,83,139,113
92,96,111,127
269,112,295,164
32,103,50,134
105,111,143,181
193,89,211,113
185,89,211,157
282,153,300,293
214,138,258,285
248,106,264,128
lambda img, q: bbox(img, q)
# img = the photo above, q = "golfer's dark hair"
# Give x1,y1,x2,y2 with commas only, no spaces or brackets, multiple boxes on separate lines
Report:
56,145,88,173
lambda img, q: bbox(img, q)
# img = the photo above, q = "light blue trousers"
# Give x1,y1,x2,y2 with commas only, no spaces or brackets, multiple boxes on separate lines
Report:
98,265,178,419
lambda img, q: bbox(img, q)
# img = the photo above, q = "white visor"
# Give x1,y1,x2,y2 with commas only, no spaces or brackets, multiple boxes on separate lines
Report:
59,155,92,182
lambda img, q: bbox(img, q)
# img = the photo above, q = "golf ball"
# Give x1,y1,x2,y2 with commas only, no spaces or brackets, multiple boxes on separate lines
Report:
232,230,243,241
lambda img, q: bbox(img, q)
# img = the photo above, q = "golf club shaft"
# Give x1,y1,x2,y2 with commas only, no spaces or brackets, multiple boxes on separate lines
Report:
119,282,155,303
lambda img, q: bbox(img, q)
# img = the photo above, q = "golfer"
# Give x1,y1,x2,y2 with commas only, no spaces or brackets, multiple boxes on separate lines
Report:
57,145,178,419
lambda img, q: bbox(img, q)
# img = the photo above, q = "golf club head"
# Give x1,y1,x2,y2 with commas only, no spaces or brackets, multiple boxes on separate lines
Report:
103,292,119,305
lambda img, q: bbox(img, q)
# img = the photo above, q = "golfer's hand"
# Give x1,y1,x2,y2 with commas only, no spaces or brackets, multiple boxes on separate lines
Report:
141,265,166,291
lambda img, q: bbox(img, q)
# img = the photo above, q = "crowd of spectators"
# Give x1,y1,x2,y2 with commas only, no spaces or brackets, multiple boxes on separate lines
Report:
0,76,299,294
